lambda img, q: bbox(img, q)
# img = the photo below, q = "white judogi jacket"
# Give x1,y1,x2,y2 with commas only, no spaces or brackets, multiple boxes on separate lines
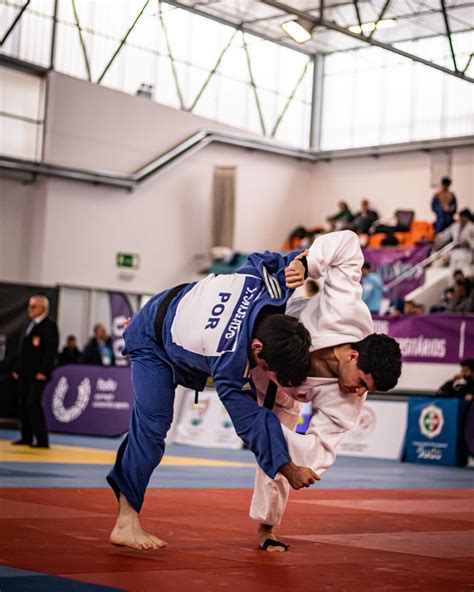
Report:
249,230,375,526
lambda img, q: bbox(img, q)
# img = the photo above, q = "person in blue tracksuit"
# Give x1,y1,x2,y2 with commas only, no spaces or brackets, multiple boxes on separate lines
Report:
107,248,317,550
361,263,385,314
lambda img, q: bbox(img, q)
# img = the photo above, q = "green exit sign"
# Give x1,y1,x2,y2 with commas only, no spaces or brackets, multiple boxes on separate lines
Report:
116,252,140,270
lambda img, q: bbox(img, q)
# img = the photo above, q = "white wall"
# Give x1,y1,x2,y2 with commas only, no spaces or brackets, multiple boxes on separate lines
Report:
0,176,48,283
1,72,471,391
0,73,313,293
1,71,472,295
309,148,474,225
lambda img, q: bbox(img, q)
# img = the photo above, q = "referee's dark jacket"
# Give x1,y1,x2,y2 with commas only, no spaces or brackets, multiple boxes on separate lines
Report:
16,317,59,379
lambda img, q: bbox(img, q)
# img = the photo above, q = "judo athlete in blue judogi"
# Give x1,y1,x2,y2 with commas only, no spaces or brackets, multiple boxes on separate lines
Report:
107,249,318,550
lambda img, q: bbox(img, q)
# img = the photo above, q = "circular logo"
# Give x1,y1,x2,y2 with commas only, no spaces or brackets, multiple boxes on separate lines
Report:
351,405,377,440
52,376,91,423
418,404,444,439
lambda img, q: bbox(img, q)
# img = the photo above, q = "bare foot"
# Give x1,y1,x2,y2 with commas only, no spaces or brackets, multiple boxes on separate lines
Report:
110,493,167,551
258,523,287,553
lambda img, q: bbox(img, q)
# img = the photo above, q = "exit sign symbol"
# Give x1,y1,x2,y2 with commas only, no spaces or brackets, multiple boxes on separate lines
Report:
116,252,140,270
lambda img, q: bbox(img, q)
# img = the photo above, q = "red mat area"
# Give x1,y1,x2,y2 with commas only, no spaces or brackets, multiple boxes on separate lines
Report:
1,488,473,591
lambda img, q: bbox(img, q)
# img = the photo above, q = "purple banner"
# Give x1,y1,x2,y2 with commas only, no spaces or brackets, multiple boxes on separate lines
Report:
44,365,133,436
373,315,474,364
363,246,431,299
109,292,134,367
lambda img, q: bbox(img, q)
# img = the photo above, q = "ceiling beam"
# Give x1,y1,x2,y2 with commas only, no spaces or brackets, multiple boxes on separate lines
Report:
260,0,474,83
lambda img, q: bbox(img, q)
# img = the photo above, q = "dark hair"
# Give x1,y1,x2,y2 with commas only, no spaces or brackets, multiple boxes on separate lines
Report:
362,263,371,270
352,333,402,392
253,314,311,387
67,335,76,342
461,359,474,372
459,208,472,220
441,176,451,187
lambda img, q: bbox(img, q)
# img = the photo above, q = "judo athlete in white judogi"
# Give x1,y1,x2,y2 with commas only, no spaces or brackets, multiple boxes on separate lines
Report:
249,231,402,550
107,248,319,551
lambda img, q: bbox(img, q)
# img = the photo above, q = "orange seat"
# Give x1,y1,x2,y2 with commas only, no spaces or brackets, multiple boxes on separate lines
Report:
367,221,434,248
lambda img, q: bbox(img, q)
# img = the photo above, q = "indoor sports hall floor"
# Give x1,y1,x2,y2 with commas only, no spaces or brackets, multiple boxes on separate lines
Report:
0,428,473,592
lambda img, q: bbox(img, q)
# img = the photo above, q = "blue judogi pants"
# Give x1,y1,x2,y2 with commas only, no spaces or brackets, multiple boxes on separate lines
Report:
107,298,176,513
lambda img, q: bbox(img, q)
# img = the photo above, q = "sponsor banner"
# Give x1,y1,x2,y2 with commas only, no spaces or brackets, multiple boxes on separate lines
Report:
363,246,431,299
43,365,133,436
338,400,408,460
173,388,242,449
108,292,134,367
405,397,466,466
373,315,474,364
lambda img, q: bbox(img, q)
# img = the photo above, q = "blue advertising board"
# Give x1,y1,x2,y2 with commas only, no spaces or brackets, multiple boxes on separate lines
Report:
405,397,465,466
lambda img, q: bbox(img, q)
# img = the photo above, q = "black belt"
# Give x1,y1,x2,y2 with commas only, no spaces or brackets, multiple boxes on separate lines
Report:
154,283,189,348
263,380,277,410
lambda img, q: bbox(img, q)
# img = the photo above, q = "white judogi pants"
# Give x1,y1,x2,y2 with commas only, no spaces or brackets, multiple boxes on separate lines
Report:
249,369,365,526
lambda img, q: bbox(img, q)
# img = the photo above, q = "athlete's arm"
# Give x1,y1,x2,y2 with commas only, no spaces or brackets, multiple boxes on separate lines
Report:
212,374,316,488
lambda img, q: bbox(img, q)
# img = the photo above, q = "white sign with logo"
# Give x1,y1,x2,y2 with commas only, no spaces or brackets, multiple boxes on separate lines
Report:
338,400,408,460
173,388,243,449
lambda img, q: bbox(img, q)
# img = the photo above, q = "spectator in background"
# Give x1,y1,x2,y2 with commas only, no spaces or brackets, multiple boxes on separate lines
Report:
82,323,115,366
361,263,384,314
11,295,59,448
327,201,353,231
430,286,455,314
452,269,470,286
58,335,82,366
437,359,474,400
351,198,379,235
432,176,457,234
436,208,474,275
403,300,418,315
445,280,474,313
414,303,426,315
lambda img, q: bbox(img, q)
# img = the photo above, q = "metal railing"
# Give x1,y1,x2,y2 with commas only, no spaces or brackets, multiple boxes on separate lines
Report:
384,241,457,291
1,129,474,190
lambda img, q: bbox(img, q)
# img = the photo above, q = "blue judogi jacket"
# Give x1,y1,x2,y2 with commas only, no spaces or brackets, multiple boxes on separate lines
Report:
128,249,304,480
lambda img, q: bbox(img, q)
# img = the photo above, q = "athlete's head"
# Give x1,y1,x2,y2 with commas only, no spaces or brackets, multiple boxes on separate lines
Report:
251,314,311,387
334,333,402,396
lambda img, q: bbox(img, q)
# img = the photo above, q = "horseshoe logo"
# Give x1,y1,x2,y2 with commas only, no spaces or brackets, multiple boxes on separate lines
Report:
52,376,91,423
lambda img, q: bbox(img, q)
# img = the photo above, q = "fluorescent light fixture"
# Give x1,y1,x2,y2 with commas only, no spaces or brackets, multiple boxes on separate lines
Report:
348,18,396,34
281,18,314,43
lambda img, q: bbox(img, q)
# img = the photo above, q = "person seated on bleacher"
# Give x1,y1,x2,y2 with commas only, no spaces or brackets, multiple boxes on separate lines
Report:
326,201,353,231
435,208,474,275
351,198,379,235
432,176,457,234
58,335,82,366
437,359,474,400
445,280,474,314
403,300,415,315
430,287,455,314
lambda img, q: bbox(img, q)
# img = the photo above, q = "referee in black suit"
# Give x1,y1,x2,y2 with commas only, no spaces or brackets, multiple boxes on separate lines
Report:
12,295,59,448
